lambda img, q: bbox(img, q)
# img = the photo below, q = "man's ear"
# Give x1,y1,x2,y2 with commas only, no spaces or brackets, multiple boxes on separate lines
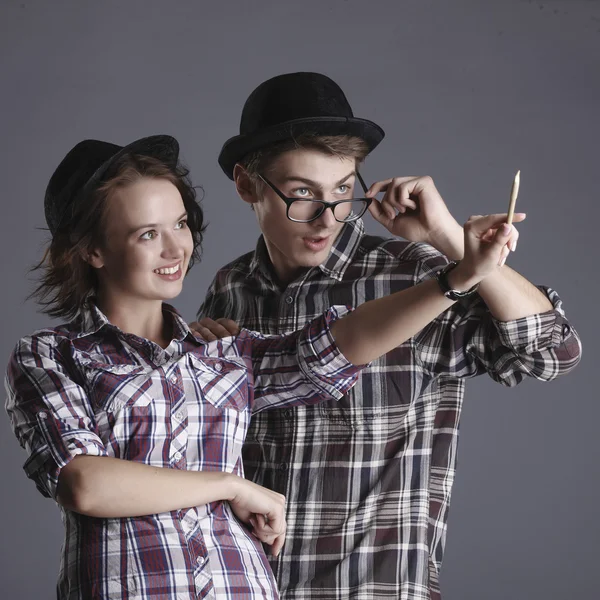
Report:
233,164,259,206
80,246,104,270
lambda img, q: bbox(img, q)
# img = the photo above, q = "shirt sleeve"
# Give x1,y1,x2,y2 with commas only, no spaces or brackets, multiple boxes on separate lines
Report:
411,251,582,386
5,334,108,500
244,306,362,414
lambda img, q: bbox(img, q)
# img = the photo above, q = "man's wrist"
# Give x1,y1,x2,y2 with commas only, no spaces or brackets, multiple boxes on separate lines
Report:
428,221,464,261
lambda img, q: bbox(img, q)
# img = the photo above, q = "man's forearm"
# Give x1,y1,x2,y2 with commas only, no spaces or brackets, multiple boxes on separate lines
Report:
433,223,553,321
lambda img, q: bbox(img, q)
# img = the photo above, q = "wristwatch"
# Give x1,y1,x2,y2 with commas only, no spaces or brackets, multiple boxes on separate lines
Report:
435,261,480,301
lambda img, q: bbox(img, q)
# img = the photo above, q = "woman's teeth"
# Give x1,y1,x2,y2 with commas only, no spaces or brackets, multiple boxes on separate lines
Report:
154,264,180,275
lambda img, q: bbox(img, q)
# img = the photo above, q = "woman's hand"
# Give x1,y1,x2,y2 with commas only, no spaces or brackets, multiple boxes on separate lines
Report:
449,212,525,290
228,477,287,556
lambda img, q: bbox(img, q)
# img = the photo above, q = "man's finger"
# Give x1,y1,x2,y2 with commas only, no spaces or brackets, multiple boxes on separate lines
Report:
188,320,202,333
365,176,418,197
367,198,393,224
198,317,234,339
366,179,392,197
194,326,218,342
215,318,241,335
388,185,418,210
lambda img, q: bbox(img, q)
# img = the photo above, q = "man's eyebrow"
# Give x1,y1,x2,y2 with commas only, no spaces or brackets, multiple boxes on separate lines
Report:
280,172,356,188
127,211,188,235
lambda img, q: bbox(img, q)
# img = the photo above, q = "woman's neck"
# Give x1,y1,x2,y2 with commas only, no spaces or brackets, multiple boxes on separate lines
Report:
95,293,171,348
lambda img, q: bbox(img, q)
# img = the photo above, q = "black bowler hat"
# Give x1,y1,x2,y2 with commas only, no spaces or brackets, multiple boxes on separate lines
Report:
218,72,385,179
45,134,179,236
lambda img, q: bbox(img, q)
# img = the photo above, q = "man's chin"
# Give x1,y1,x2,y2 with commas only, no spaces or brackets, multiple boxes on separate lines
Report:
294,254,328,270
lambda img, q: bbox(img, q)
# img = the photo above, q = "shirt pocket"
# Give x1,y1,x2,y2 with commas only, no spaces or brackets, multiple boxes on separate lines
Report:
78,358,154,413
318,366,388,425
187,354,250,413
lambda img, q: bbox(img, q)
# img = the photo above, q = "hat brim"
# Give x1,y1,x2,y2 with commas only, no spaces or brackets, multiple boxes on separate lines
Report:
218,117,384,180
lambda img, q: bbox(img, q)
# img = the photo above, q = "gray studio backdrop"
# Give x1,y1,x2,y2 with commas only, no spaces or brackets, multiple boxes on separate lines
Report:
1,1,597,598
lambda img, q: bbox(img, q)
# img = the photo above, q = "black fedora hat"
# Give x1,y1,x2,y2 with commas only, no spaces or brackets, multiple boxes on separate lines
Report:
45,134,179,236
218,72,385,179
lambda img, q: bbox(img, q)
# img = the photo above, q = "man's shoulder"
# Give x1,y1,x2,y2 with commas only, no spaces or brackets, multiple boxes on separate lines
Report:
211,250,256,280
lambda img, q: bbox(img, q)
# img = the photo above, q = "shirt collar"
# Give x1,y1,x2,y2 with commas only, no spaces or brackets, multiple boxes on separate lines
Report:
74,300,192,343
319,218,365,281
247,218,365,285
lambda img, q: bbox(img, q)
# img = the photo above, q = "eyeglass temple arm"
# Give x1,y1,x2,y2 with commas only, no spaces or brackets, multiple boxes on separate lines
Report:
355,171,369,195
257,174,289,202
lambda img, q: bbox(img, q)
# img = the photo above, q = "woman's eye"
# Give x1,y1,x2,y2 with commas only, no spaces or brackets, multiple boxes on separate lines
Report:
140,230,157,241
176,219,188,230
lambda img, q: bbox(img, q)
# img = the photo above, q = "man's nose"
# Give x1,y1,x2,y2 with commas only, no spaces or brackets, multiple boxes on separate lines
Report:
312,204,338,228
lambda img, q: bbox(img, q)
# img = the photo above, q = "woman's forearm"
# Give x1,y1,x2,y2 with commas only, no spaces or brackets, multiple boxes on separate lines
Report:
330,277,458,365
57,455,237,518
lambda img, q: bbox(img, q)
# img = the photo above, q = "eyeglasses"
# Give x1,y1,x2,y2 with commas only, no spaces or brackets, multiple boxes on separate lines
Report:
258,172,372,223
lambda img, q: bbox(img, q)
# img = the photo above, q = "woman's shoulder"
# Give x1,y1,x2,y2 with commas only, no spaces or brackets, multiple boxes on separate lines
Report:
10,321,85,366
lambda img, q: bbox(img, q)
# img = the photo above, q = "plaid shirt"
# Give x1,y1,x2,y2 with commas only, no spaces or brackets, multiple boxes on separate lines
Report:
5,303,360,600
198,219,582,600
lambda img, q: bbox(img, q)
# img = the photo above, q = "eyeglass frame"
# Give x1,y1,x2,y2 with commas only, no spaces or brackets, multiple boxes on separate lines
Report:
257,171,372,223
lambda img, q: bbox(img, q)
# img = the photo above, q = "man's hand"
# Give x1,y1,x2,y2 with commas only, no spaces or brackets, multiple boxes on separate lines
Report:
228,477,287,556
366,176,459,247
189,317,240,342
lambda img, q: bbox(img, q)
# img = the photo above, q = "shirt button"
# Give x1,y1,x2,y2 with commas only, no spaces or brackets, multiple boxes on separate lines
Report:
285,296,294,304
562,324,571,336
175,411,185,422
170,374,178,384
283,409,292,419
173,451,182,461
196,555,205,565
279,463,288,471
214,362,223,372
39,411,48,419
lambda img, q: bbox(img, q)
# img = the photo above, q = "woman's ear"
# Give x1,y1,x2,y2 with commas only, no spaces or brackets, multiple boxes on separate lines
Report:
233,164,259,206
80,247,104,270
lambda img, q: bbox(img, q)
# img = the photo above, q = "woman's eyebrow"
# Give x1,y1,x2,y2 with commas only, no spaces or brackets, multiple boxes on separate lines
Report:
127,212,188,235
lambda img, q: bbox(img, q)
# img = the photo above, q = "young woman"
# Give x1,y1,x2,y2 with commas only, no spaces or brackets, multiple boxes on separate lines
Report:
5,135,518,600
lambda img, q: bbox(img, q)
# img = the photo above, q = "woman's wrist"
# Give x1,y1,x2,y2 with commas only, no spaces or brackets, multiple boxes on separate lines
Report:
446,261,482,292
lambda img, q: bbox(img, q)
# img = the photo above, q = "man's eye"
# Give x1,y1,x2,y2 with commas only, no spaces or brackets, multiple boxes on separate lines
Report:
140,230,157,240
293,188,311,197
338,184,350,194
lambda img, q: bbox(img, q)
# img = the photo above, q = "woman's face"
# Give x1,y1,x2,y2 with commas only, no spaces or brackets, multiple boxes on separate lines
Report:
89,177,193,306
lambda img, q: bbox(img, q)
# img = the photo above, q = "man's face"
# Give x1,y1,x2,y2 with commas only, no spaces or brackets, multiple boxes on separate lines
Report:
245,148,358,284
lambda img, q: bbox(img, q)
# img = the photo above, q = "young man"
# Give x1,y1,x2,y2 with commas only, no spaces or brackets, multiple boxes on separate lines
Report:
196,72,581,600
